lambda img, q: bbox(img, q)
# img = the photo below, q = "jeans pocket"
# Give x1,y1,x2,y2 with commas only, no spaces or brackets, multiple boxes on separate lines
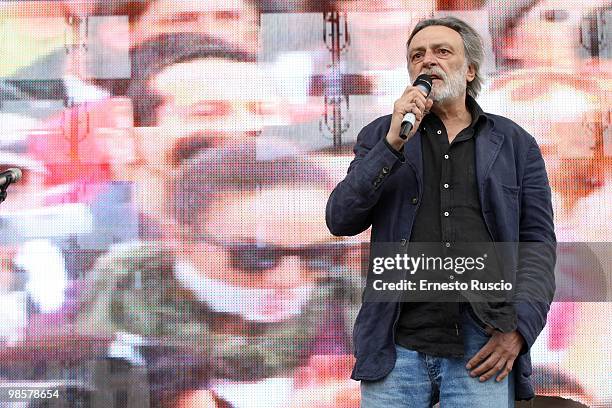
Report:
467,308,492,337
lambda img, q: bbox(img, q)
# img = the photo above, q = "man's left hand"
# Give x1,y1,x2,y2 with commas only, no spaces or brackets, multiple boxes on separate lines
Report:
465,329,525,382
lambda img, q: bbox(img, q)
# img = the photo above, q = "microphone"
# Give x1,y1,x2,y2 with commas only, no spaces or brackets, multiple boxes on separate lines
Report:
0,168,22,188
400,74,433,140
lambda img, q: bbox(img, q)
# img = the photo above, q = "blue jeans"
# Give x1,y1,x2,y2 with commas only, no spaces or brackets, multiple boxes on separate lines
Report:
360,307,515,407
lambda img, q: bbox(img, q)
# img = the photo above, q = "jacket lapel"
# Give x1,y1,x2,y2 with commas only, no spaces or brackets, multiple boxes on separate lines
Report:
475,124,504,188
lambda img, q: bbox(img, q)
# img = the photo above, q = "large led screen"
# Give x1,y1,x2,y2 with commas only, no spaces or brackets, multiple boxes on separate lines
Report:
0,1,610,407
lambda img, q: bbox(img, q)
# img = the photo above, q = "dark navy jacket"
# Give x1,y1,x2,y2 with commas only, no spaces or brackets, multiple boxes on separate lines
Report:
325,112,556,401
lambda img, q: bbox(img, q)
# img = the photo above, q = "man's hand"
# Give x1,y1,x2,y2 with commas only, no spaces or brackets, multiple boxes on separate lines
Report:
385,85,434,151
465,330,525,382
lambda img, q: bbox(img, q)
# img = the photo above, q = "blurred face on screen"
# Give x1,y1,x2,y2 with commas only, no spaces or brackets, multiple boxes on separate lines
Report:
131,0,258,52
113,55,285,219
502,1,583,69
124,57,282,192
181,186,338,323
150,57,283,135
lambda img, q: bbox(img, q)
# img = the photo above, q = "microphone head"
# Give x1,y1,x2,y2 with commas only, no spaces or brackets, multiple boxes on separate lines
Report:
7,168,22,183
414,74,433,95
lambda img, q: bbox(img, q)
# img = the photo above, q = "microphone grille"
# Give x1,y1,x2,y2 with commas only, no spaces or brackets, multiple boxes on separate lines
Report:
8,168,22,183
414,74,433,92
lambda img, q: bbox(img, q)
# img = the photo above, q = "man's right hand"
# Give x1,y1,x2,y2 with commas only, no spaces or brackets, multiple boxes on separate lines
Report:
385,85,433,151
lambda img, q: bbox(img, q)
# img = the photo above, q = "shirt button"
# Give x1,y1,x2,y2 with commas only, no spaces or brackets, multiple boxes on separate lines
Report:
411,197,418,205
443,183,449,189
444,154,449,159
443,211,450,217
437,130,442,135
445,242,451,248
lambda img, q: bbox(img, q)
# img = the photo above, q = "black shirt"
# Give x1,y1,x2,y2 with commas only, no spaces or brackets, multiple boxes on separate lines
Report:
394,96,493,357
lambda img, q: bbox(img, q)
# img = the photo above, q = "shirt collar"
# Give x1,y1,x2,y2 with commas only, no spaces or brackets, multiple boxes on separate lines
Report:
422,94,486,131
465,94,485,129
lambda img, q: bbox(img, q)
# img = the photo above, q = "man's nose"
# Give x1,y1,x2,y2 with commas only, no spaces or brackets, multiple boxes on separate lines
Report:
422,49,437,68
264,255,303,289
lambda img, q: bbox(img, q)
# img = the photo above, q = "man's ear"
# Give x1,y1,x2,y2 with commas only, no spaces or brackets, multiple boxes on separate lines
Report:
466,63,476,83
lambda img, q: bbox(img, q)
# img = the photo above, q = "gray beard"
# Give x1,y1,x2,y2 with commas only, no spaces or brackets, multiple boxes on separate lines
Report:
411,62,468,102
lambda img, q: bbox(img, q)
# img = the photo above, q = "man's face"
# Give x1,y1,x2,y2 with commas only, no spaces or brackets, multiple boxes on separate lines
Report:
181,186,343,322
130,0,259,52
407,25,475,102
502,1,583,69
151,58,284,135
138,57,285,171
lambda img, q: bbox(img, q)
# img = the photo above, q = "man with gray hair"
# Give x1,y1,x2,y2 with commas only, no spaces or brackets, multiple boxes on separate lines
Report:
326,16,556,407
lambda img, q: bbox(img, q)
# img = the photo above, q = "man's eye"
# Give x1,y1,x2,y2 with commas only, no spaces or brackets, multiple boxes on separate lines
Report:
412,53,423,61
158,12,200,24
439,49,449,55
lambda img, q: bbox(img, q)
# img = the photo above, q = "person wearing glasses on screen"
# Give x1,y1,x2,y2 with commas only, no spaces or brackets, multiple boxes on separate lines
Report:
27,32,283,254
74,139,361,407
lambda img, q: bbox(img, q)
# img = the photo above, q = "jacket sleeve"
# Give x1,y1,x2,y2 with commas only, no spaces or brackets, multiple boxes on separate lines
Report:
326,119,405,237
514,136,557,353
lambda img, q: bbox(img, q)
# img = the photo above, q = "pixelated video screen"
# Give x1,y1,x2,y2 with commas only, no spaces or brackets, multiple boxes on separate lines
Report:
0,1,610,407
